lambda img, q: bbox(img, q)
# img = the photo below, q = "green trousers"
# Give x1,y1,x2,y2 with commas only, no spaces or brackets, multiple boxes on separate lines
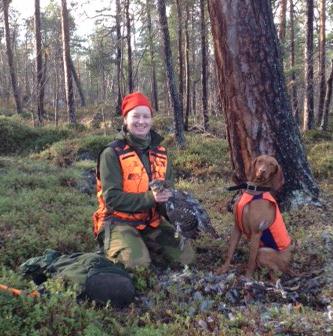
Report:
104,219,195,269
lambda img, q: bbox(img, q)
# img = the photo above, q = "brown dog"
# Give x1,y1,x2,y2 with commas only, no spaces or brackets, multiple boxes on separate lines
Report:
217,155,292,280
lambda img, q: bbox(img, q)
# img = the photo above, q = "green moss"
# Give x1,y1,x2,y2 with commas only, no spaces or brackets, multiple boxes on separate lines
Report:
0,158,95,267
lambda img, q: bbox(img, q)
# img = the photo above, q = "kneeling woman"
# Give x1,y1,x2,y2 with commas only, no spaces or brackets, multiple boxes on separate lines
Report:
93,92,195,269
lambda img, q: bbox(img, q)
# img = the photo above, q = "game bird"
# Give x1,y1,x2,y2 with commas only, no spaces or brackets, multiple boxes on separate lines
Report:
149,180,219,248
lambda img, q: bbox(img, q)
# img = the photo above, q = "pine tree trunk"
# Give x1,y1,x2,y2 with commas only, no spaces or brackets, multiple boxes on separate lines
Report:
208,0,319,207
317,0,326,126
303,0,314,131
69,57,85,107
53,56,59,126
200,0,209,131
176,0,184,114
60,0,76,125
157,0,185,147
320,59,333,130
41,50,47,120
116,0,122,115
146,0,158,111
278,0,287,43
184,3,191,131
3,0,22,114
289,0,299,124
34,0,44,124
125,0,133,93
24,30,31,101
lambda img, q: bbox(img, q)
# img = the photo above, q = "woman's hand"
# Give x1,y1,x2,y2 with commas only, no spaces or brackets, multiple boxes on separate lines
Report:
152,189,172,203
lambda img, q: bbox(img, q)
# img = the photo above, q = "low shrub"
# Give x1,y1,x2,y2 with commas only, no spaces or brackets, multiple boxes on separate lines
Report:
36,134,117,166
307,141,333,179
171,134,231,179
0,116,72,155
303,129,332,144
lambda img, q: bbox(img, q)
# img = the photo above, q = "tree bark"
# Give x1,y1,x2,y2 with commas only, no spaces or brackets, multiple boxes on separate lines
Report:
317,0,326,126
208,0,319,207
321,59,333,130
125,0,133,93
157,0,185,147
2,0,22,114
41,49,48,120
34,0,44,124
69,57,86,107
289,0,299,124
278,0,287,43
146,0,158,111
200,0,209,131
24,28,31,102
184,3,191,131
303,0,314,131
53,56,59,126
60,0,76,125
116,0,122,115
176,0,184,115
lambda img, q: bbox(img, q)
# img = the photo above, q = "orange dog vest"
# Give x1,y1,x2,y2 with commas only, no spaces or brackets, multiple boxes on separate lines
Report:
93,140,168,237
235,192,291,251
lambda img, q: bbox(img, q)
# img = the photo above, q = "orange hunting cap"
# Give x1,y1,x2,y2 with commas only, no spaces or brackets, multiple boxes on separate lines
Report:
121,92,152,117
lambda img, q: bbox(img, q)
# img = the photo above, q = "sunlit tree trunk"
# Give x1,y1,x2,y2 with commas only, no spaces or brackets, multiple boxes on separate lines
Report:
208,0,319,207
200,0,209,131
176,0,184,114
303,0,314,131
278,0,287,43
125,0,133,93
184,3,191,131
317,0,326,126
146,0,158,111
69,57,85,107
34,0,44,124
289,0,299,124
157,0,185,147
2,0,22,114
41,50,48,120
116,0,122,114
321,59,333,130
53,56,59,126
61,0,76,125
24,28,31,101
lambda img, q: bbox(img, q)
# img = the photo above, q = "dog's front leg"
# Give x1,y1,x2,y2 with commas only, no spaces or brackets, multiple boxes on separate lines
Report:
216,224,241,274
245,232,261,279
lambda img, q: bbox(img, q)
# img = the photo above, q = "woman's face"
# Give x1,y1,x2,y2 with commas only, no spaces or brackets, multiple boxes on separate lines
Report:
124,106,152,138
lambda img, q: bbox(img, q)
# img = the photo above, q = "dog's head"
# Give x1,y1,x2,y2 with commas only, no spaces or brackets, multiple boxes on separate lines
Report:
249,155,284,191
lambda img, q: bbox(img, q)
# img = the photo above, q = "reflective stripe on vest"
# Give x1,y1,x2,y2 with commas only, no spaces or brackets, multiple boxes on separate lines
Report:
235,192,291,251
93,141,168,237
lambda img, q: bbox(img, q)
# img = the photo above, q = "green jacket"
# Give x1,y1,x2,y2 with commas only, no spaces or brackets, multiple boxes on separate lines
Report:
99,127,174,214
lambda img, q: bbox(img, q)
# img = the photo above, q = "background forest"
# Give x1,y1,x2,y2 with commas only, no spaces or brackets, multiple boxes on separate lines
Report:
0,0,331,131
0,0,333,335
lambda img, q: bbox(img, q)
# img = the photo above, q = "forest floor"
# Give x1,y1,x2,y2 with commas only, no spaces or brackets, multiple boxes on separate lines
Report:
0,114,332,335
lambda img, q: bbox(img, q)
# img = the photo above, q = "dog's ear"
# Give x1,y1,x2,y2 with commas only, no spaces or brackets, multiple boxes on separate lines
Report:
271,163,285,191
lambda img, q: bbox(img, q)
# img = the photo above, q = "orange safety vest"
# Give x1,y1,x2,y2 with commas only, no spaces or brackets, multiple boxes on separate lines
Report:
235,192,291,251
93,140,168,237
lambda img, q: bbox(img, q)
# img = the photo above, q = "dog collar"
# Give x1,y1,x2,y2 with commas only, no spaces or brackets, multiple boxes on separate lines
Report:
226,183,271,192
